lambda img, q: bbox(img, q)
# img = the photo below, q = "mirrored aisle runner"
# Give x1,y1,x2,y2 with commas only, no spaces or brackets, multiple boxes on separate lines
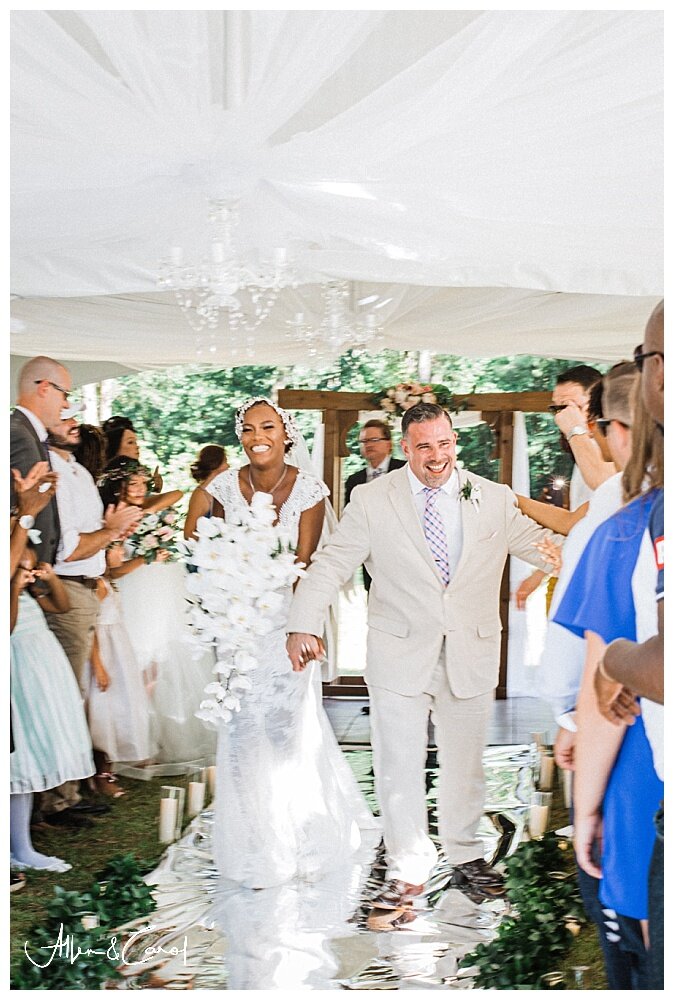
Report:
116,744,534,989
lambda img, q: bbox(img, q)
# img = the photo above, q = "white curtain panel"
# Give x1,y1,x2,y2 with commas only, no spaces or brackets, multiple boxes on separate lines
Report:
10,10,662,372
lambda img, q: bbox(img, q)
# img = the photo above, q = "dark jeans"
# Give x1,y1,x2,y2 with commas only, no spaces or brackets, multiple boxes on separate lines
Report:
647,805,664,989
576,864,646,989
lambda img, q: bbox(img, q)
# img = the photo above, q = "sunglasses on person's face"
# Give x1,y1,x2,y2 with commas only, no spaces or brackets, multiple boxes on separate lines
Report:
547,404,568,414
633,345,664,372
595,418,630,435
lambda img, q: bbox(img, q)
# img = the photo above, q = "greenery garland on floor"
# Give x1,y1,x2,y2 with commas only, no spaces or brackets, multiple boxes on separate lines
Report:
11,853,155,989
459,833,586,990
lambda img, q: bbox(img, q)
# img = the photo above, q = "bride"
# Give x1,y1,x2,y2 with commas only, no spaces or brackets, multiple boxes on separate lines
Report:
204,397,375,888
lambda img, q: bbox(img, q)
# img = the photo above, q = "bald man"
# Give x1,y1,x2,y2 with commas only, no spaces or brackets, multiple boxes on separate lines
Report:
10,356,72,563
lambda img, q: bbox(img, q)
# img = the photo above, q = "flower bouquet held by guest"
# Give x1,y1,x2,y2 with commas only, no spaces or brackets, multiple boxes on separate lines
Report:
10,544,94,872
98,460,216,773
193,397,375,888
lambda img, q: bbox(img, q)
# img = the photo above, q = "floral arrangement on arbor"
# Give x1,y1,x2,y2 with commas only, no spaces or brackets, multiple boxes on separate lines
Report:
126,508,181,563
181,492,304,726
377,382,453,417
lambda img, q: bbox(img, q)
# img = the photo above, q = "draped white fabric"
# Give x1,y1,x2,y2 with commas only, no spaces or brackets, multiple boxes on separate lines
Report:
10,10,662,375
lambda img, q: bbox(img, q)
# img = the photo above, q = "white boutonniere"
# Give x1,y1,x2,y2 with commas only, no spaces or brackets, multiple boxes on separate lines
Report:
460,480,481,512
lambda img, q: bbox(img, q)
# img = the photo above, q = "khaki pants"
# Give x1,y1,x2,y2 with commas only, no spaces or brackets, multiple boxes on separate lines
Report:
368,656,493,884
41,580,98,813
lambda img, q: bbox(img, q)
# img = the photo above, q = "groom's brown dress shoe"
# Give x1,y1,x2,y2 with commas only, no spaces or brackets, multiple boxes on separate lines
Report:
371,879,425,910
450,858,506,896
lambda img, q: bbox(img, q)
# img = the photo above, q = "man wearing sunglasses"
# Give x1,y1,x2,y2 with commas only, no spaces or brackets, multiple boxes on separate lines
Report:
344,420,406,592
515,364,610,611
10,355,72,564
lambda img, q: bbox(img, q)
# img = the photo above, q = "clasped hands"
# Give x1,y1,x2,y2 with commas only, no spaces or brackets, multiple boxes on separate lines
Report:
286,633,326,673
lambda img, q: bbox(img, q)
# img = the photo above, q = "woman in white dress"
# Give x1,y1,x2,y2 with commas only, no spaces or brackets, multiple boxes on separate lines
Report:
205,397,375,888
98,459,217,773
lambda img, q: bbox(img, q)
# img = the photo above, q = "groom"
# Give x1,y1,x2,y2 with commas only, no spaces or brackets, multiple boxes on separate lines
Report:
287,402,557,910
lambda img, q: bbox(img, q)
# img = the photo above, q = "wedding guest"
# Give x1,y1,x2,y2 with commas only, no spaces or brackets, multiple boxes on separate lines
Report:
525,363,641,988
554,379,664,990
592,300,664,989
344,420,406,592
102,415,163,493
514,364,609,608
10,355,70,563
10,543,94,872
85,544,159,794
184,444,228,540
74,422,107,482
39,412,141,827
98,461,215,771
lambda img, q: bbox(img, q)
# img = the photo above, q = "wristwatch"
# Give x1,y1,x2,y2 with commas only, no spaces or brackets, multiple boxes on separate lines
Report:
566,425,588,442
18,514,35,530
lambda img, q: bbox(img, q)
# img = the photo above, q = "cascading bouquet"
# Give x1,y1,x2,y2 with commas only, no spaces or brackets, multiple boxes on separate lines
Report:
181,492,305,725
126,507,181,563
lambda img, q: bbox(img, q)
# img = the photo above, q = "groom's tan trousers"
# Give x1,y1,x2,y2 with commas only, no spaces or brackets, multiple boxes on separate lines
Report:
368,652,493,885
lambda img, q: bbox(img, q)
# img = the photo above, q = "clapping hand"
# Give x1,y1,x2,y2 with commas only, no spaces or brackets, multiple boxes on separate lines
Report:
104,502,143,541
287,633,326,672
33,561,56,583
151,466,163,492
12,462,58,516
535,537,563,574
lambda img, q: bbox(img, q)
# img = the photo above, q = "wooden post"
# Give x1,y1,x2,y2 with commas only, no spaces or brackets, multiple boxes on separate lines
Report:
495,411,515,699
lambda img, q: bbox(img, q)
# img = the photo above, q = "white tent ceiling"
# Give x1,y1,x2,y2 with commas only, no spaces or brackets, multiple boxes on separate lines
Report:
10,10,663,382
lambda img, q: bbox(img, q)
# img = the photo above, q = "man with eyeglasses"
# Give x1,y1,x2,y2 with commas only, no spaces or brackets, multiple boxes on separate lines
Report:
344,420,406,592
10,356,73,564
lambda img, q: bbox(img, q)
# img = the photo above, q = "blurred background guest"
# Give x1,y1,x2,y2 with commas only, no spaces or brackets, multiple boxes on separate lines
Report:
184,444,228,540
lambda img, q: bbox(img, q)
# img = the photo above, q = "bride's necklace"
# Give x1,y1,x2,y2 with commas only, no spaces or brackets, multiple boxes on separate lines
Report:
248,463,288,497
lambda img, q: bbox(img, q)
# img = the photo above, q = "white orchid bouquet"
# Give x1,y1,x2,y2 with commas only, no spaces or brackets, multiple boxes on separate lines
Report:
181,492,305,726
126,507,181,563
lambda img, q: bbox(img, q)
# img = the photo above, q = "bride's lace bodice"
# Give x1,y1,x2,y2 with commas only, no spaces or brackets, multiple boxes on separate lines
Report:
207,467,329,546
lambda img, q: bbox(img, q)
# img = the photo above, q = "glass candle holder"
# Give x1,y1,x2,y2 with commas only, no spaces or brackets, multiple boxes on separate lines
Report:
538,752,555,792
159,785,185,843
187,767,207,818
528,790,553,839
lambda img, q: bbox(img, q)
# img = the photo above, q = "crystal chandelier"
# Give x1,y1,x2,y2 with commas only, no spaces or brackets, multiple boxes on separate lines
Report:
286,281,384,359
158,198,300,335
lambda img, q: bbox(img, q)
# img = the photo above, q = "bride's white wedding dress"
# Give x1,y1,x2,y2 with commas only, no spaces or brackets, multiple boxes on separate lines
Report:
206,468,376,888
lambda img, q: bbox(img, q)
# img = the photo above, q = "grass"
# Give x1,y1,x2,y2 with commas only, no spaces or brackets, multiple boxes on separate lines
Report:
10,774,190,978
11,768,607,989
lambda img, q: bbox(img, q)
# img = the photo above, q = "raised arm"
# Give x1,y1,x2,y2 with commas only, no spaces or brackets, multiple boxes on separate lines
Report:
516,494,588,535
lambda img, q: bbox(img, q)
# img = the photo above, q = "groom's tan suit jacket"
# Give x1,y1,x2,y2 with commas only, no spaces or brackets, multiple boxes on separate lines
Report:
287,467,555,698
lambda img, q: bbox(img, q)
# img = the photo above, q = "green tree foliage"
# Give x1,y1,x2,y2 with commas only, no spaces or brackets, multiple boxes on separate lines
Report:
110,351,596,497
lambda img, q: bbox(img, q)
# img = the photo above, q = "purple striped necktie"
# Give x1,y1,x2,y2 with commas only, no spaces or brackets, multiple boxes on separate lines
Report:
422,487,450,585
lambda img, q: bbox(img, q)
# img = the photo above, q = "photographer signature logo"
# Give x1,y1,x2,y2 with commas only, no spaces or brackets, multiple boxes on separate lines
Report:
24,923,188,969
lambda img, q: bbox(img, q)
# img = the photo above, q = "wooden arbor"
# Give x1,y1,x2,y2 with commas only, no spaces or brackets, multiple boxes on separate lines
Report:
278,388,553,698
